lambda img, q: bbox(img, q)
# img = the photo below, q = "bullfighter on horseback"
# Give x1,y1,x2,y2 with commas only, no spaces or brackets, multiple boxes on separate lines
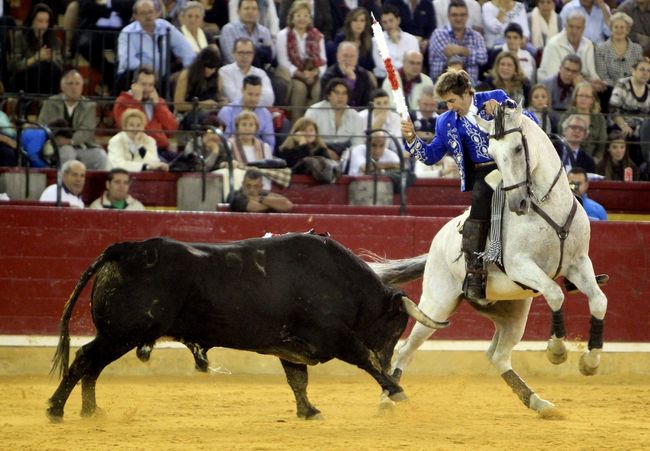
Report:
400,70,537,301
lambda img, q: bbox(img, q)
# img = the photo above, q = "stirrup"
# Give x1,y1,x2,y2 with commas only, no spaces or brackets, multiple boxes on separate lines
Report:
463,271,486,300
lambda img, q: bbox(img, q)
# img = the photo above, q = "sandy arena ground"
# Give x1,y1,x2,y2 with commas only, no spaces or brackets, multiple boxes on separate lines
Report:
1,351,649,450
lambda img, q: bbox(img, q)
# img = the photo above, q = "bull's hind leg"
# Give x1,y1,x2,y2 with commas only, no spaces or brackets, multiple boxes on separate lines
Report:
279,359,322,420
476,299,555,413
47,336,133,421
565,256,608,376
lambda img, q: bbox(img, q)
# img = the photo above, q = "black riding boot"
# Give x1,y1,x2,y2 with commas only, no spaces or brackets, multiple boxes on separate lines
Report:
462,219,490,301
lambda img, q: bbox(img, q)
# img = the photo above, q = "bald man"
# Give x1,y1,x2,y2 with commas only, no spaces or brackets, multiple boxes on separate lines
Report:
320,41,375,108
381,50,435,110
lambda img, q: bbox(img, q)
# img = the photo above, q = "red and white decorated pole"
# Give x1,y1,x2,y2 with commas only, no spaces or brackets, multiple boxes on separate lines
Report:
370,13,409,121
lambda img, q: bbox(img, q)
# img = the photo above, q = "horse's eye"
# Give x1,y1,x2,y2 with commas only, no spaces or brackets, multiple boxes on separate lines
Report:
515,144,523,153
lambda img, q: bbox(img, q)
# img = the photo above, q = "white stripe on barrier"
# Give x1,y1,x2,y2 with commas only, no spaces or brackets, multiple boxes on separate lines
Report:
0,335,648,353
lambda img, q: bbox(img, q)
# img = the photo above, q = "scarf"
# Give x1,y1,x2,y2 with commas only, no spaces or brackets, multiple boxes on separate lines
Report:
530,7,558,49
398,67,421,99
228,136,266,164
181,25,208,53
286,27,324,71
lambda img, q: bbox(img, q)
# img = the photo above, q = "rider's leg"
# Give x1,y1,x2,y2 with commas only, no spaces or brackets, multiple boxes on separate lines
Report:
463,169,494,300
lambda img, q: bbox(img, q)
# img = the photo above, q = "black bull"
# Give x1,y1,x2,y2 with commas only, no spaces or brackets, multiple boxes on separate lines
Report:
47,233,446,421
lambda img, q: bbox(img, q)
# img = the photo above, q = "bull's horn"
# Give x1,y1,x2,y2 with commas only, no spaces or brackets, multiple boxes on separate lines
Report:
401,297,449,329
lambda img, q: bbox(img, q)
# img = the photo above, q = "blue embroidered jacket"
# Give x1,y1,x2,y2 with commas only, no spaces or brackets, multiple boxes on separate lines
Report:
405,90,537,191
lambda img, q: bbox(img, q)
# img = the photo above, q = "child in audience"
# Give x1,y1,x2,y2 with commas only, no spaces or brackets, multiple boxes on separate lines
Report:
527,84,554,134
596,130,639,181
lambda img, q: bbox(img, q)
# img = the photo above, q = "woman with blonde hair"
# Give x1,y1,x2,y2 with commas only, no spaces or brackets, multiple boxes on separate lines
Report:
527,84,554,134
558,81,608,161
276,0,327,119
478,52,530,105
107,109,168,172
228,110,274,165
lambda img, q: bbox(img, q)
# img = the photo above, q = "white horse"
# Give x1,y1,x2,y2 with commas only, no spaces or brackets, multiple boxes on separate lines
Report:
371,104,608,413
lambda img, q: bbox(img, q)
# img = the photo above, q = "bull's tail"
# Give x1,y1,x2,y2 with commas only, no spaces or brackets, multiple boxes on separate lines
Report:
49,250,111,379
366,254,428,287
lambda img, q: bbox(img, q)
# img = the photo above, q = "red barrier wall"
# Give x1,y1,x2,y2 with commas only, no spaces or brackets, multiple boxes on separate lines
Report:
1,206,648,342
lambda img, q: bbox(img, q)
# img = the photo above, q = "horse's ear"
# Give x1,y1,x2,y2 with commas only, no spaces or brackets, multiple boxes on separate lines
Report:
510,101,524,124
475,115,493,134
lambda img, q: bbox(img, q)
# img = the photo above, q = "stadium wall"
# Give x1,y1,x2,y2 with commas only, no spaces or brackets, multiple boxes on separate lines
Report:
1,206,648,344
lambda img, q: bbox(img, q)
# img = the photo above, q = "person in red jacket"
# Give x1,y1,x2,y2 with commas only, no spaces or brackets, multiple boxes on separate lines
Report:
113,66,179,162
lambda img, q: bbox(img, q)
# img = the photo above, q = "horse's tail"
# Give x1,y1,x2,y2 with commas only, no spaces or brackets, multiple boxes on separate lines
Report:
50,248,114,379
365,253,429,287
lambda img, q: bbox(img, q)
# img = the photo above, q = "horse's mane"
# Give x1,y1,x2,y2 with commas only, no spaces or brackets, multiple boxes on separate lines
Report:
493,104,507,139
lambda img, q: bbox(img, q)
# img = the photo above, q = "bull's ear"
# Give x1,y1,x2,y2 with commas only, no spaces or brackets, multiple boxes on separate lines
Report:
475,115,493,134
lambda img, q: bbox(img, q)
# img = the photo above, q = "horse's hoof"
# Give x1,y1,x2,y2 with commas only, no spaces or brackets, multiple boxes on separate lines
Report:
306,412,324,421
546,338,568,365
389,390,408,402
579,351,600,376
529,393,555,413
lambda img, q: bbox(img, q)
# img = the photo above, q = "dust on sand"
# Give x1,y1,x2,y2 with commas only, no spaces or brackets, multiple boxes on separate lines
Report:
1,373,649,450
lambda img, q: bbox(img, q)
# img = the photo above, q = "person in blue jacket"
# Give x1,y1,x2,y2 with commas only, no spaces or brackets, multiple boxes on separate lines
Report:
401,69,535,301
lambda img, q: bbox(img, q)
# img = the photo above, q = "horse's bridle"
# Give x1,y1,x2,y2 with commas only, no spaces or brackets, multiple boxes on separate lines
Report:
489,127,563,204
489,125,577,280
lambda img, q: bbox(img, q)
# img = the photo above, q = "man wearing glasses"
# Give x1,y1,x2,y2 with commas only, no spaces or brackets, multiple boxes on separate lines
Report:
219,37,276,107
556,114,596,173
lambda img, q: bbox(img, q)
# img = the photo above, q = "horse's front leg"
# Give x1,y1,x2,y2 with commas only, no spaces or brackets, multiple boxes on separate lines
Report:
506,256,566,312
565,256,608,376
506,257,569,365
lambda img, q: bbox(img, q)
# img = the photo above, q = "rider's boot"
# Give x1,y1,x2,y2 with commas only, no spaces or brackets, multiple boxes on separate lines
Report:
462,219,490,301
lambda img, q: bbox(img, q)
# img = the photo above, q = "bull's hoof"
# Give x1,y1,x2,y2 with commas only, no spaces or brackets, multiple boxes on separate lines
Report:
46,407,63,423
579,350,600,376
80,406,103,418
391,368,403,383
546,337,568,365
136,345,152,362
195,360,209,372
297,406,321,420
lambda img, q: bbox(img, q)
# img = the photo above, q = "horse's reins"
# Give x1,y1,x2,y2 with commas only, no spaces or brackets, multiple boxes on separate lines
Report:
489,116,577,280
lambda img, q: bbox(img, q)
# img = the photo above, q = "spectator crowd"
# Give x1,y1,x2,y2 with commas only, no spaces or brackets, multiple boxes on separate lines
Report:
1,0,649,211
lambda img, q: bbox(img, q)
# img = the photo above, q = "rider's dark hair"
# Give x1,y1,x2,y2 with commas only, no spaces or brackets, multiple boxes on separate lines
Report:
568,167,588,179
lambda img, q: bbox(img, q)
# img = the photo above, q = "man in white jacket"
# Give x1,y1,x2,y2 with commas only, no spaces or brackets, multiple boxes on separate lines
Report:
537,11,607,93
